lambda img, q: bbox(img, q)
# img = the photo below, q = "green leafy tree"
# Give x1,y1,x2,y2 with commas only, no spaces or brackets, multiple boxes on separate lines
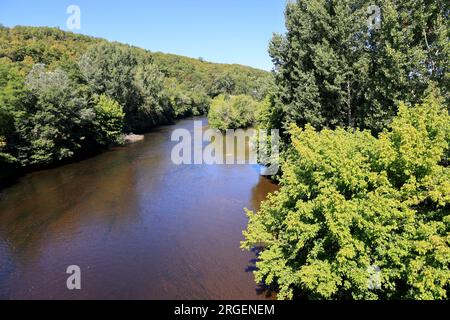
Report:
269,0,449,133
0,58,25,164
269,0,370,130
208,94,260,131
93,94,125,145
210,73,237,97
242,92,450,300
17,64,89,165
134,62,173,130
78,43,141,130
362,0,450,130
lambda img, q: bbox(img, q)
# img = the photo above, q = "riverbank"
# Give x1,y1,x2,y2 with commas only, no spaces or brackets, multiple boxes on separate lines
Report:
0,116,198,190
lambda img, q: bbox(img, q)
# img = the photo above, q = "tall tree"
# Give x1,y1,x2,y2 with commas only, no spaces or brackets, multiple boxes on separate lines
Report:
269,0,449,132
17,64,89,165
78,43,141,130
0,58,28,164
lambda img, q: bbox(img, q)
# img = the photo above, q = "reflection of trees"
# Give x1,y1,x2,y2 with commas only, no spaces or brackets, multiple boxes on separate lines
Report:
0,144,142,263
247,178,279,299
249,176,279,212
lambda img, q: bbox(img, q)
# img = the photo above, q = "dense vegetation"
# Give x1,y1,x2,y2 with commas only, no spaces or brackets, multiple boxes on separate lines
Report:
243,93,449,300
0,1,448,301
0,25,270,177
266,0,449,133
243,0,449,300
207,94,262,131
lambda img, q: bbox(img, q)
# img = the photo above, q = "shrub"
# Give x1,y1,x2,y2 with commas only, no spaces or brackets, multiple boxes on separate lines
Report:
208,94,259,131
93,94,125,145
242,93,450,300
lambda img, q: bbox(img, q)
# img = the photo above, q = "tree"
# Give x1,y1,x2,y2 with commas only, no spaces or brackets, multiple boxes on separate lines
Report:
93,94,125,145
210,73,237,97
362,0,450,131
208,94,260,131
17,64,89,165
134,62,173,130
78,43,141,130
269,0,449,133
242,92,450,300
0,58,29,164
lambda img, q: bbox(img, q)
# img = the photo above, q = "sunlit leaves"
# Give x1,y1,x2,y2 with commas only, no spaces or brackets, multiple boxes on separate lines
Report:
208,94,260,131
243,93,450,300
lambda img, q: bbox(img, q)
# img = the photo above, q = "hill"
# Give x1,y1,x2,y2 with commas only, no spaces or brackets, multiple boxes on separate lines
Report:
0,25,271,177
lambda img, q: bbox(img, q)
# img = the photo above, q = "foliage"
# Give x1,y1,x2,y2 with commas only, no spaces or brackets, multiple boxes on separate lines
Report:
208,94,260,131
0,58,27,164
79,43,138,109
242,93,450,300
151,52,272,101
0,26,269,169
164,79,210,118
268,0,449,133
93,94,125,145
16,64,90,165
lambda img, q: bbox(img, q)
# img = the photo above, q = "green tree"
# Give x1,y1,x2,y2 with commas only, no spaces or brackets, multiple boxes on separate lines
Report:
208,94,260,131
269,0,449,133
93,94,125,145
78,43,141,130
0,58,29,164
210,73,236,97
17,64,89,165
134,62,173,130
362,0,450,130
242,92,450,300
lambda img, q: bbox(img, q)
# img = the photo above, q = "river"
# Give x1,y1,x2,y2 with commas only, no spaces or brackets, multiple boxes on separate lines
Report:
0,117,278,299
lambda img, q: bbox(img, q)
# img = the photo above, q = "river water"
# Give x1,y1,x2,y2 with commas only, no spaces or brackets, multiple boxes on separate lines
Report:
0,117,278,299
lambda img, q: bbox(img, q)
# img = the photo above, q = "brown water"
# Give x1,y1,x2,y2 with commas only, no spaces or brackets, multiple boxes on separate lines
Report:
0,117,278,300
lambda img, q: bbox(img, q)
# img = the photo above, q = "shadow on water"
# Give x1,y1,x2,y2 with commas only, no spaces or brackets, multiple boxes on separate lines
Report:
244,246,277,298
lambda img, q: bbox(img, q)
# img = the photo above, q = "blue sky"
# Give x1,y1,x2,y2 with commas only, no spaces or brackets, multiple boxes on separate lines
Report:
0,0,286,70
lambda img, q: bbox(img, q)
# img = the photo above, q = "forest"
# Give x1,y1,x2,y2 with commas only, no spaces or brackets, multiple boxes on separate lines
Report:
0,25,271,182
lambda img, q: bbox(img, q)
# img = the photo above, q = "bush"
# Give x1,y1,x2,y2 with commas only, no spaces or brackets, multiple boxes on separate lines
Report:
242,93,450,300
208,94,259,131
93,94,125,145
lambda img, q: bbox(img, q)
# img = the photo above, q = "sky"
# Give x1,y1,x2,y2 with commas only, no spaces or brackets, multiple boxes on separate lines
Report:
0,0,287,70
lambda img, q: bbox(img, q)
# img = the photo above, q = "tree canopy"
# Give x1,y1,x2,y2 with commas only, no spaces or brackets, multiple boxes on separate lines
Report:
243,0,449,300
208,94,261,131
243,92,449,300
0,26,270,170
268,0,449,133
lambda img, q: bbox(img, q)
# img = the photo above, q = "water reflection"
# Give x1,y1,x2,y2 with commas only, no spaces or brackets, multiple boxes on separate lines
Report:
0,118,279,299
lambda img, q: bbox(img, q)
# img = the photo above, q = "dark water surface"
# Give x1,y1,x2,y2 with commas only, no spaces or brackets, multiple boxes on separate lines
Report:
0,118,278,299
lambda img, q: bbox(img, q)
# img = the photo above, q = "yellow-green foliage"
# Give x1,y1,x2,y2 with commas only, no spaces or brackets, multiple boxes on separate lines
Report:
242,93,450,300
94,94,125,145
208,94,260,131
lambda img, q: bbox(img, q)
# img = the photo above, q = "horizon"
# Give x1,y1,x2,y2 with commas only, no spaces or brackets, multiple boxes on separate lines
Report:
0,0,286,71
